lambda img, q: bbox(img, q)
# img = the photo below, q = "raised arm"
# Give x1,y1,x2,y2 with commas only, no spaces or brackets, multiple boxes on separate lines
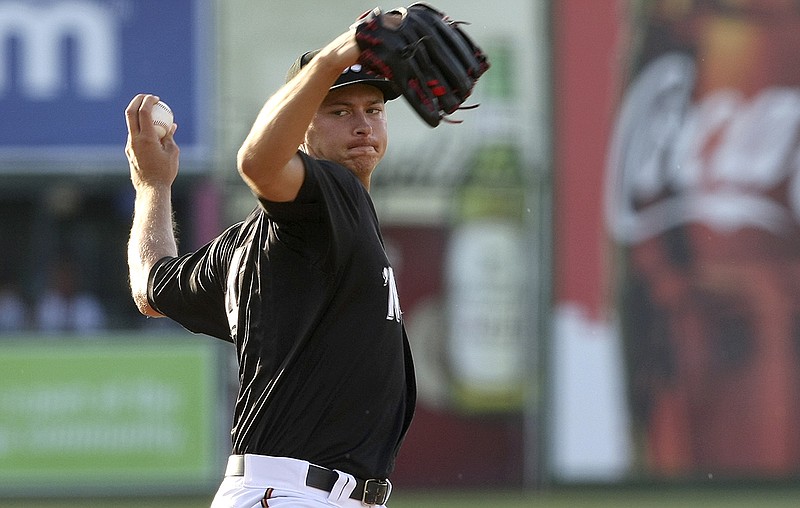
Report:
236,30,361,202
125,94,180,317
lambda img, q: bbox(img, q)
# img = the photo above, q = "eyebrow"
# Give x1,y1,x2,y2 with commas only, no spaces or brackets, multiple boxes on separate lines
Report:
324,99,384,108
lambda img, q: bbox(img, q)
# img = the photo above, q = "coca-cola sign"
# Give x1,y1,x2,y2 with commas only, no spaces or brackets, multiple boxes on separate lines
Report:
606,52,800,244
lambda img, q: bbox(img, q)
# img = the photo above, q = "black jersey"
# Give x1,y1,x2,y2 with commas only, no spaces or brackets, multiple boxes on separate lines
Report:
147,152,416,479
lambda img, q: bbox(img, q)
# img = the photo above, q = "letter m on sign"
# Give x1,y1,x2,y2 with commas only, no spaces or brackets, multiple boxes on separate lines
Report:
0,0,208,167
0,1,120,100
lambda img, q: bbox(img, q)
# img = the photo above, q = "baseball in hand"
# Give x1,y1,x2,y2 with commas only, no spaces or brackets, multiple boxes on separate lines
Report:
151,100,174,139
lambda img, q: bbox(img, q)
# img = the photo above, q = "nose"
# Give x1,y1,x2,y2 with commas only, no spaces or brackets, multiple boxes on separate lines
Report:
353,111,373,136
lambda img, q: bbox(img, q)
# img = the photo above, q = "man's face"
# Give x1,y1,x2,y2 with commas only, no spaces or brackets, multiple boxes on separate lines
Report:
303,84,388,181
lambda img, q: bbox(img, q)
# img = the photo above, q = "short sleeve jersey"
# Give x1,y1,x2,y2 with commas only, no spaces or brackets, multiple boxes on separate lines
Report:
147,153,416,479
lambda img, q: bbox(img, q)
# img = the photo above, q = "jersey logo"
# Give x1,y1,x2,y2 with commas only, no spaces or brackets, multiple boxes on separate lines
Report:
383,266,402,322
225,245,247,336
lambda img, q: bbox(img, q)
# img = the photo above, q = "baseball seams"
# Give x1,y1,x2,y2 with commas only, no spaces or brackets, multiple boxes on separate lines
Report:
152,101,174,138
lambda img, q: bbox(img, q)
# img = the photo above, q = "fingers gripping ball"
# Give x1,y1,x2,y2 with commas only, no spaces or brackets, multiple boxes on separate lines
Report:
353,2,490,127
151,101,174,139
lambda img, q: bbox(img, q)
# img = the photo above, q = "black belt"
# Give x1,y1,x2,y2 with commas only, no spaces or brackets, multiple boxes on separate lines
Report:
225,455,390,506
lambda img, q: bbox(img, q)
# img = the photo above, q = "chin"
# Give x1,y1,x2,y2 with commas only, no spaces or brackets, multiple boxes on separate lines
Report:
343,156,380,175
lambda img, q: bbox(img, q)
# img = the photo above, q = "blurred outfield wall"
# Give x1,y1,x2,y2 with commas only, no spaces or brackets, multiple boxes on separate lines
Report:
12,0,800,499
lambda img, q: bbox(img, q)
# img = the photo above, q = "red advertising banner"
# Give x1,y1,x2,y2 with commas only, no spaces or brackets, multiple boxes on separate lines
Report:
383,225,526,488
605,0,800,478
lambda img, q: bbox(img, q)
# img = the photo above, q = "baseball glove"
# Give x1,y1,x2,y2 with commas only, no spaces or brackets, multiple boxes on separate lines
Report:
353,3,490,127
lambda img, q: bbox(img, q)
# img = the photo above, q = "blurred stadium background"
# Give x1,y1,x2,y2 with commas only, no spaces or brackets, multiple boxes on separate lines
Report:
4,0,800,506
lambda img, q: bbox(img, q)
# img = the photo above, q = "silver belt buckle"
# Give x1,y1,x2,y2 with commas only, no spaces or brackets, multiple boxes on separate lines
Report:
361,478,389,506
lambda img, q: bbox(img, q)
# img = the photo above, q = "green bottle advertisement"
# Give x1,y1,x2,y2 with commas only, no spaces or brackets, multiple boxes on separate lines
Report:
445,43,529,413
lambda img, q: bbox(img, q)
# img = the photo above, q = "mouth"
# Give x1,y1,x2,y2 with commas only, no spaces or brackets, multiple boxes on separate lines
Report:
346,143,378,154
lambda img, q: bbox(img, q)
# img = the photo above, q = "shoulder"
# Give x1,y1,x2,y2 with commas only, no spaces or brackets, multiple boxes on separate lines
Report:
298,152,368,200
261,153,365,210
299,152,355,182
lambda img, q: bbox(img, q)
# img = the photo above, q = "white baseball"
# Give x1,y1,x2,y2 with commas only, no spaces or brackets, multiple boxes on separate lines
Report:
151,100,174,139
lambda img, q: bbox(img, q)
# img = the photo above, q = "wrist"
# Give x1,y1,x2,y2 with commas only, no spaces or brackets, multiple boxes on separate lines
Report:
317,30,360,70
132,179,173,195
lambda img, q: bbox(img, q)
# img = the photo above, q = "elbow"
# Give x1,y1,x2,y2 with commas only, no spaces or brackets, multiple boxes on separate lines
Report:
237,148,274,198
129,265,163,318
237,147,258,184
132,288,162,318
236,145,299,202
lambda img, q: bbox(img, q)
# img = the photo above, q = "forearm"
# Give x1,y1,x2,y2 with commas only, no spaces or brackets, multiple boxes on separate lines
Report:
237,71,331,180
237,31,360,199
128,184,178,316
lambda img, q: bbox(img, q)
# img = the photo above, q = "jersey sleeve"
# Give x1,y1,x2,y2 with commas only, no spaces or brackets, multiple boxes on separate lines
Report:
147,224,238,341
258,152,363,273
